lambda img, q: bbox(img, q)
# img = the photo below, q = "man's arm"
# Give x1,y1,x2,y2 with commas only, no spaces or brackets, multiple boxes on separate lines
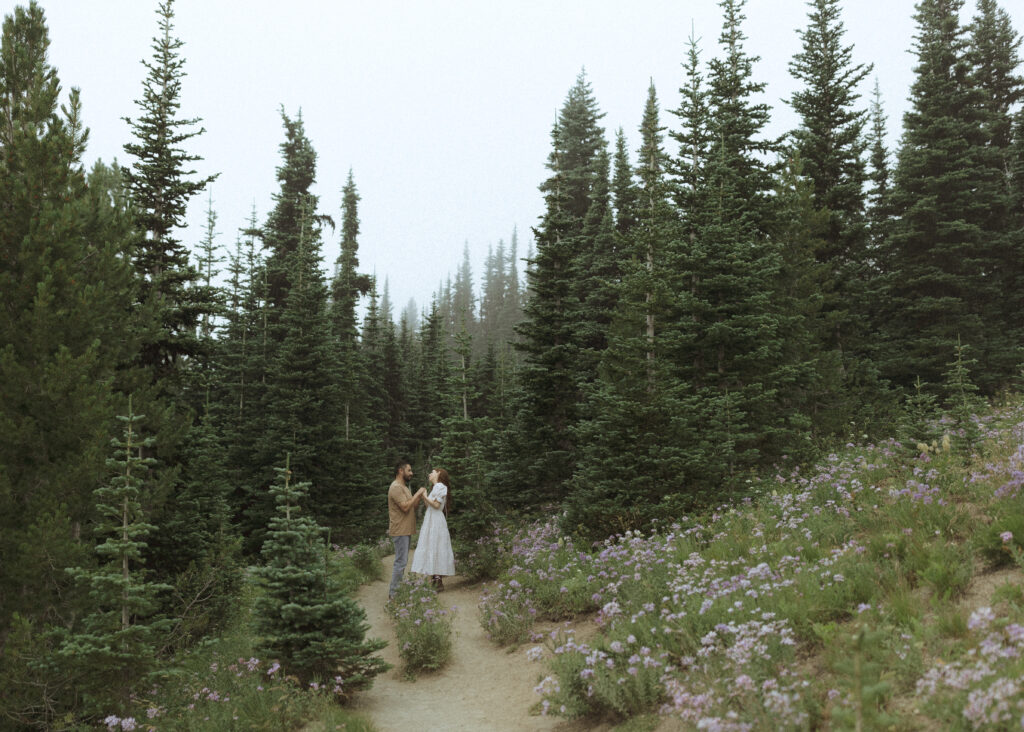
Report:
396,486,425,513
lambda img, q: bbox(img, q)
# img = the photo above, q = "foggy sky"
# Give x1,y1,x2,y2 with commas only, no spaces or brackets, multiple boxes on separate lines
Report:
36,0,1024,316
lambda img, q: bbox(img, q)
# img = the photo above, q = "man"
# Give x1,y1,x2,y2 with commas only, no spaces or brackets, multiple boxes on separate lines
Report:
387,459,425,600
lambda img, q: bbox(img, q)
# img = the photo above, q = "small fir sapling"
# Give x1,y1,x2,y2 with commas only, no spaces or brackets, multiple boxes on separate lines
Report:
253,454,389,695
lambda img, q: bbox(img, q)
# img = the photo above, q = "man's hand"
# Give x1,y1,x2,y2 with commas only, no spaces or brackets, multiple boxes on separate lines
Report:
399,486,425,513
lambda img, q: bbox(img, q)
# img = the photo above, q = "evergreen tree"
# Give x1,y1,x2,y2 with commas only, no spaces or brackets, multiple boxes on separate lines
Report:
160,191,234,597
438,321,499,549
675,0,800,476
162,409,241,649
253,455,389,690
705,0,777,227
331,171,371,400
361,279,406,459
566,83,701,538
880,0,1012,391
670,30,713,231
634,84,672,372
942,337,986,456
864,78,893,250
56,399,172,715
766,157,834,440
122,0,218,390
969,0,1023,159
358,283,389,449
401,297,420,334
380,276,394,324
195,192,224,342
611,128,639,234
408,300,450,462
217,211,272,547
240,111,344,547
452,242,476,336
898,375,943,450
788,0,872,252
1014,108,1024,212
1013,108,1024,347
0,1,135,642
968,0,1024,375
513,70,607,505
262,108,317,313
121,0,220,588
479,241,504,341
787,0,873,374
329,170,378,541
478,227,525,356
257,196,342,534
571,147,620,384
504,226,523,345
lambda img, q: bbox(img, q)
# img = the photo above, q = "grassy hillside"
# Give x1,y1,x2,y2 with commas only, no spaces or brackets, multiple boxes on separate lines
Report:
476,398,1024,729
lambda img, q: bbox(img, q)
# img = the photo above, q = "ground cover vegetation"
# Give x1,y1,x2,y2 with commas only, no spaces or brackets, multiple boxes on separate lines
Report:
482,396,1024,728
91,542,387,731
386,574,457,677
2,0,1024,727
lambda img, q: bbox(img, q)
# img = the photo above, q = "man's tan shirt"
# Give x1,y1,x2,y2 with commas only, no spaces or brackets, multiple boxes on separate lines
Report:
388,479,416,536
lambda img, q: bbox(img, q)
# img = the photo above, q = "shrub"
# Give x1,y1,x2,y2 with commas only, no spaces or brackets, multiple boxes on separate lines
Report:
350,543,384,583
389,574,455,675
921,542,973,600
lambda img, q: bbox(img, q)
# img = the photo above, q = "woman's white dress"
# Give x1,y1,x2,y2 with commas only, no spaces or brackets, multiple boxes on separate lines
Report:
411,483,456,576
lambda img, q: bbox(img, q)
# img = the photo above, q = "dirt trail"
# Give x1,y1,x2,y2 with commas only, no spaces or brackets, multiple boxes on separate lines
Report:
350,553,596,732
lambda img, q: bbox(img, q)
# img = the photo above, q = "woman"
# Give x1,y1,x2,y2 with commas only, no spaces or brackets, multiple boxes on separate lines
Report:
410,467,456,590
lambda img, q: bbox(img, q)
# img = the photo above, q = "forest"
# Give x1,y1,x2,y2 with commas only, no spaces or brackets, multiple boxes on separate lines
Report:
1,0,1023,728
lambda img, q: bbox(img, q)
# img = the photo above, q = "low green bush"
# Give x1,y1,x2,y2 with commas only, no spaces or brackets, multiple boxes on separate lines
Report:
388,575,455,676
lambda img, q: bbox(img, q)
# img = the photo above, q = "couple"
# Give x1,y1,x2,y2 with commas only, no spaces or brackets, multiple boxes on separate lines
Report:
387,460,455,599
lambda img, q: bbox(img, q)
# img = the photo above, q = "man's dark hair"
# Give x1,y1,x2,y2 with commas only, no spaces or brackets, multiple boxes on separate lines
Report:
394,459,411,477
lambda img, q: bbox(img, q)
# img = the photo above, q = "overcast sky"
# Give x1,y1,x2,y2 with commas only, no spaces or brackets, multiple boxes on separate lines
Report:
37,0,1023,316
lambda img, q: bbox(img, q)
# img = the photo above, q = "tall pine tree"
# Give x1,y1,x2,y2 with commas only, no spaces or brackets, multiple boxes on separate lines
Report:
787,0,875,414
879,0,1009,391
329,170,378,540
240,112,342,548
122,0,218,391
968,0,1024,376
0,1,135,646
566,84,700,538
121,0,220,584
513,71,607,505
673,0,804,479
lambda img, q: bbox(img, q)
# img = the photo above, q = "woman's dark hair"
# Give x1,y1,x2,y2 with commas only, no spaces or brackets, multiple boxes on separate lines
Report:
435,468,452,515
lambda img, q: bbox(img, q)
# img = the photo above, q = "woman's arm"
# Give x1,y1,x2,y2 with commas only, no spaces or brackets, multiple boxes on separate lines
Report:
423,485,445,510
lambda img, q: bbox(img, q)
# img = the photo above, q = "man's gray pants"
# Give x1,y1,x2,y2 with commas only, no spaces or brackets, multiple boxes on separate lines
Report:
390,535,410,598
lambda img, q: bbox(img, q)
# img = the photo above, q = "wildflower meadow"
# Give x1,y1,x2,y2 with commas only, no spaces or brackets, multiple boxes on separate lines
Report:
477,399,1024,729
387,573,457,676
